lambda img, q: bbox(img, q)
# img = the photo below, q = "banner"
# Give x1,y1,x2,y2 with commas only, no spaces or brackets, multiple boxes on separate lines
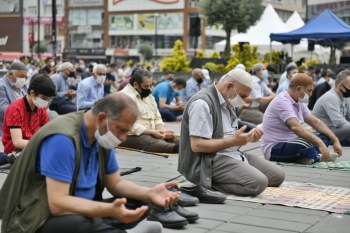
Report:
23,17,65,25
138,13,183,30
109,15,133,30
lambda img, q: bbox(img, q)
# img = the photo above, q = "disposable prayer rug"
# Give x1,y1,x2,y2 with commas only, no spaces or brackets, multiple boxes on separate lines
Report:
274,160,350,171
0,164,11,174
115,147,179,158
226,181,350,215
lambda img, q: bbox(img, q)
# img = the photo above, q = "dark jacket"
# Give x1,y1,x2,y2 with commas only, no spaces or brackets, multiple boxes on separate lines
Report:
308,82,331,110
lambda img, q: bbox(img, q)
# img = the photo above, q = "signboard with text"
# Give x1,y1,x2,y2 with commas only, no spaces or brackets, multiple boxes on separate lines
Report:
137,13,183,30
0,17,21,52
23,16,65,25
108,0,184,12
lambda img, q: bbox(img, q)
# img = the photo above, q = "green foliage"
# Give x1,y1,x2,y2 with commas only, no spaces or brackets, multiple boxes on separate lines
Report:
161,40,191,72
225,44,260,72
202,62,226,73
263,50,282,67
324,43,345,64
138,42,154,61
126,59,134,67
216,64,226,73
196,49,205,58
209,50,220,58
306,58,319,67
33,43,48,53
200,0,264,56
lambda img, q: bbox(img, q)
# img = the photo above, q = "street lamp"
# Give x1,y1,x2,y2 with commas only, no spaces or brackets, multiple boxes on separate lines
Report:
154,13,159,64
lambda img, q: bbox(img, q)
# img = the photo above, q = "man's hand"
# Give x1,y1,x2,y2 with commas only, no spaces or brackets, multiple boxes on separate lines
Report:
333,140,343,157
247,128,264,142
319,144,330,161
105,80,113,85
65,90,76,97
110,198,148,224
268,82,277,88
231,126,250,146
151,130,166,139
147,181,180,207
164,129,174,139
177,105,185,111
243,96,253,108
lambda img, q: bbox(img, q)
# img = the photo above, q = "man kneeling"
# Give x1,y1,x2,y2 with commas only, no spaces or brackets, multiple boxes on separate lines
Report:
0,93,179,233
262,74,343,164
178,69,285,203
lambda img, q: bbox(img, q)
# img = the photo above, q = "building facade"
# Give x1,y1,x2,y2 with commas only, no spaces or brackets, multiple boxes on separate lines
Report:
307,0,350,22
263,0,306,22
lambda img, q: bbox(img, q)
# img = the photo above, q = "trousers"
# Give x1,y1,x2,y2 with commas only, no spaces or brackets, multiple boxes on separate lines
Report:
159,109,183,122
119,135,180,153
329,125,350,146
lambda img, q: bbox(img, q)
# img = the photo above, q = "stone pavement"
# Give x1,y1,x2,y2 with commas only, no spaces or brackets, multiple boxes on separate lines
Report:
1,121,350,232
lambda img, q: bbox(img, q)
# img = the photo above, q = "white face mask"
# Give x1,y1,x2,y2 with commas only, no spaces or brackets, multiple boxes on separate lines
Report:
33,96,49,108
94,118,122,149
96,75,106,85
172,86,180,93
262,70,269,79
50,61,55,67
227,88,245,108
328,78,335,88
13,77,26,88
298,89,310,104
79,65,85,69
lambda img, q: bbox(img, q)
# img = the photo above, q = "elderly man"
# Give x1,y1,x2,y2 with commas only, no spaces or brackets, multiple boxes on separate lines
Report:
313,70,350,146
77,64,106,110
178,69,285,202
262,74,342,165
50,62,77,114
152,77,187,122
0,92,184,233
276,66,298,94
120,70,180,153
308,72,336,110
240,63,276,125
0,61,28,136
181,68,205,102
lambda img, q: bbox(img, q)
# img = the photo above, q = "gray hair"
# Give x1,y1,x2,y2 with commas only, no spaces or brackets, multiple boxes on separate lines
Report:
335,70,350,86
93,64,107,74
60,62,73,72
92,92,139,121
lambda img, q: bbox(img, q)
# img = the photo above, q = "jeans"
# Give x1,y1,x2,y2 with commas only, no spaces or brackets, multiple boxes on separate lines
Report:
0,152,7,166
270,134,330,162
159,109,183,122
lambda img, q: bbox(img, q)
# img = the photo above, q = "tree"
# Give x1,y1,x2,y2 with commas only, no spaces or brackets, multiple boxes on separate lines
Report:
209,50,220,58
196,49,205,58
33,43,48,53
326,43,345,64
225,43,260,72
161,40,191,72
200,0,264,57
138,42,154,61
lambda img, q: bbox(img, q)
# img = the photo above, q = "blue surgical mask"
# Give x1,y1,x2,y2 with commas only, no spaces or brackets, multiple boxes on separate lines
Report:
262,70,269,79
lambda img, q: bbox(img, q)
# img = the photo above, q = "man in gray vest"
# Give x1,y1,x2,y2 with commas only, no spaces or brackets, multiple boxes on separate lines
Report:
178,68,285,202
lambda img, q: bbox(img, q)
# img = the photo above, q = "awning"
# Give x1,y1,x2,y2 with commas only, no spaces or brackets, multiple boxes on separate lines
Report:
0,53,24,61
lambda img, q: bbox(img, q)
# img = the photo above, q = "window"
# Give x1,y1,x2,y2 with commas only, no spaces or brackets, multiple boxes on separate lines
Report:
189,0,199,7
70,30,104,48
69,9,103,26
0,0,20,13
44,6,63,16
28,6,37,16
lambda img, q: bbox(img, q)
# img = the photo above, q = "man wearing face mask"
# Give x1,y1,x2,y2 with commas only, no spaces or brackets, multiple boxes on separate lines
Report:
0,74,56,166
180,68,205,102
40,58,56,76
77,64,106,111
262,74,342,165
152,77,187,122
313,70,350,146
276,66,298,95
240,63,276,125
0,61,28,137
308,72,336,110
178,68,285,201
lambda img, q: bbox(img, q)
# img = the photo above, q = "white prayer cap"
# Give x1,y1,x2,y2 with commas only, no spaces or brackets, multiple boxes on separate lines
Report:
225,68,252,89
235,64,246,71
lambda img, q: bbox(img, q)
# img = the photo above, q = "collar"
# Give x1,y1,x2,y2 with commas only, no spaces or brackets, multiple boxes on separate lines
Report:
282,89,297,105
23,96,38,113
80,118,98,151
126,84,142,98
214,84,227,106
252,75,261,83
89,76,99,86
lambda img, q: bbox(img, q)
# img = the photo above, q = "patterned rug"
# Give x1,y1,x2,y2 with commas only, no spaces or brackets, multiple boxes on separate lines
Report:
226,181,350,215
274,160,350,171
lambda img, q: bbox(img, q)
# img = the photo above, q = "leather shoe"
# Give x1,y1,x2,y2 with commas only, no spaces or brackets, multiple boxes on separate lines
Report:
148,204,188,228
171,202,199,223
168,185,199,206
180,185,226,204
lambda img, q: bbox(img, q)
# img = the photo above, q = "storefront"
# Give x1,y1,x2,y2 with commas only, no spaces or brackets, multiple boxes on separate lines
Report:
63,48,106,63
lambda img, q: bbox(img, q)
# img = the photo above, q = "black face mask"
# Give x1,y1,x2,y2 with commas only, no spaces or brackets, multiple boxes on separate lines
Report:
69,70,75,78
341,84,350,98
197,77,203,84
136,86,151,98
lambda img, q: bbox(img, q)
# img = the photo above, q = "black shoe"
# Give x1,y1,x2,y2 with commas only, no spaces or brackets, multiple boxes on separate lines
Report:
148,204,188,228
168,185,199,206
180,185,226,204
171,202,199,223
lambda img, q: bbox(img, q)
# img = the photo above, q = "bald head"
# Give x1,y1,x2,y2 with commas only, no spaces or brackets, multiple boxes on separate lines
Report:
289,73,313,88
192,68,204,81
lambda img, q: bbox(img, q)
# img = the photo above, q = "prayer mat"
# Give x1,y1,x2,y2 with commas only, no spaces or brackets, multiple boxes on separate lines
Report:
274,160,350,171
226,181,350,214
0,164,11,174
119,167,142,176
115,147,178,158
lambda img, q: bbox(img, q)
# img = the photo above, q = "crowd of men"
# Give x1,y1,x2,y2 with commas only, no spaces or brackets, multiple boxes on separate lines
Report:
0,57,349,232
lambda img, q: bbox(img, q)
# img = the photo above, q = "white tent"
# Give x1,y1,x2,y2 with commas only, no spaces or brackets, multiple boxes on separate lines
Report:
285,11,305,31
214,4,289,54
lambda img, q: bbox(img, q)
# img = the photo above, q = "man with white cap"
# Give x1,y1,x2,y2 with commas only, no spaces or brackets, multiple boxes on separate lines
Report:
178,68,285,201
202,68,211,86
235,64,246,71
240,63,276,125
0,61,28,136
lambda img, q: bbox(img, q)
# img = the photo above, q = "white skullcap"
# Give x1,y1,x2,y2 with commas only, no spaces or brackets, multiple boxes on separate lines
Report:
202,68,210,80
235,64,246,71
226,68,252,89
57,64,63,72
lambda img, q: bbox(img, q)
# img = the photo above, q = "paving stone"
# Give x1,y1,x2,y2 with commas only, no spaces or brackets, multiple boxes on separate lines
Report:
152,167,181,174
182,207,238,222
259,205,329,217
123,174,166,183
186,203,252,215
305,213,350,233
215,222,296,233
162,226,208,233
186,218,225,230
139,171,180,180
284,171,321,178
230,215,312,232
224,200,263,209
284,176,314,182
307,179,350,189
315,174,350,182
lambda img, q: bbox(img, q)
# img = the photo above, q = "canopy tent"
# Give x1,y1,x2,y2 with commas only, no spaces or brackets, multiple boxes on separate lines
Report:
215,4,289,54
270,9,350,44
285,11,304,31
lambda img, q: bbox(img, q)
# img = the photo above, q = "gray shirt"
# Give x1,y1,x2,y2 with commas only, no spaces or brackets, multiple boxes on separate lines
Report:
313,89,350,128
250,75,272,108
188,85,248,163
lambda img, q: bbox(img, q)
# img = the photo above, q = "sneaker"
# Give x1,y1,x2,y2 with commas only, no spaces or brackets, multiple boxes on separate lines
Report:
7,151,21,165
148,204,188,228
180,185,226,204
328,153,338,162
295,158,314,165
168,185,199,207
171,202,199,223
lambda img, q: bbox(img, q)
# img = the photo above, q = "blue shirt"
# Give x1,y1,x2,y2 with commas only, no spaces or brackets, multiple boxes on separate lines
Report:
51,73,69,97
277,78,291,95
35,119,119,200
104,73,116,95
152,81,180,108
181,77,204,102
77,76,104,110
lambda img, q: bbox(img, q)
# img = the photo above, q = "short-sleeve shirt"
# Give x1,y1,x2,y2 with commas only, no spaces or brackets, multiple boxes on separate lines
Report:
261,90,312,160
152,81,180,109
104,73,116,95
250,75,272,108
188,85,248,163
181,77,205,102
35,119,119,200
2,96,49,154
